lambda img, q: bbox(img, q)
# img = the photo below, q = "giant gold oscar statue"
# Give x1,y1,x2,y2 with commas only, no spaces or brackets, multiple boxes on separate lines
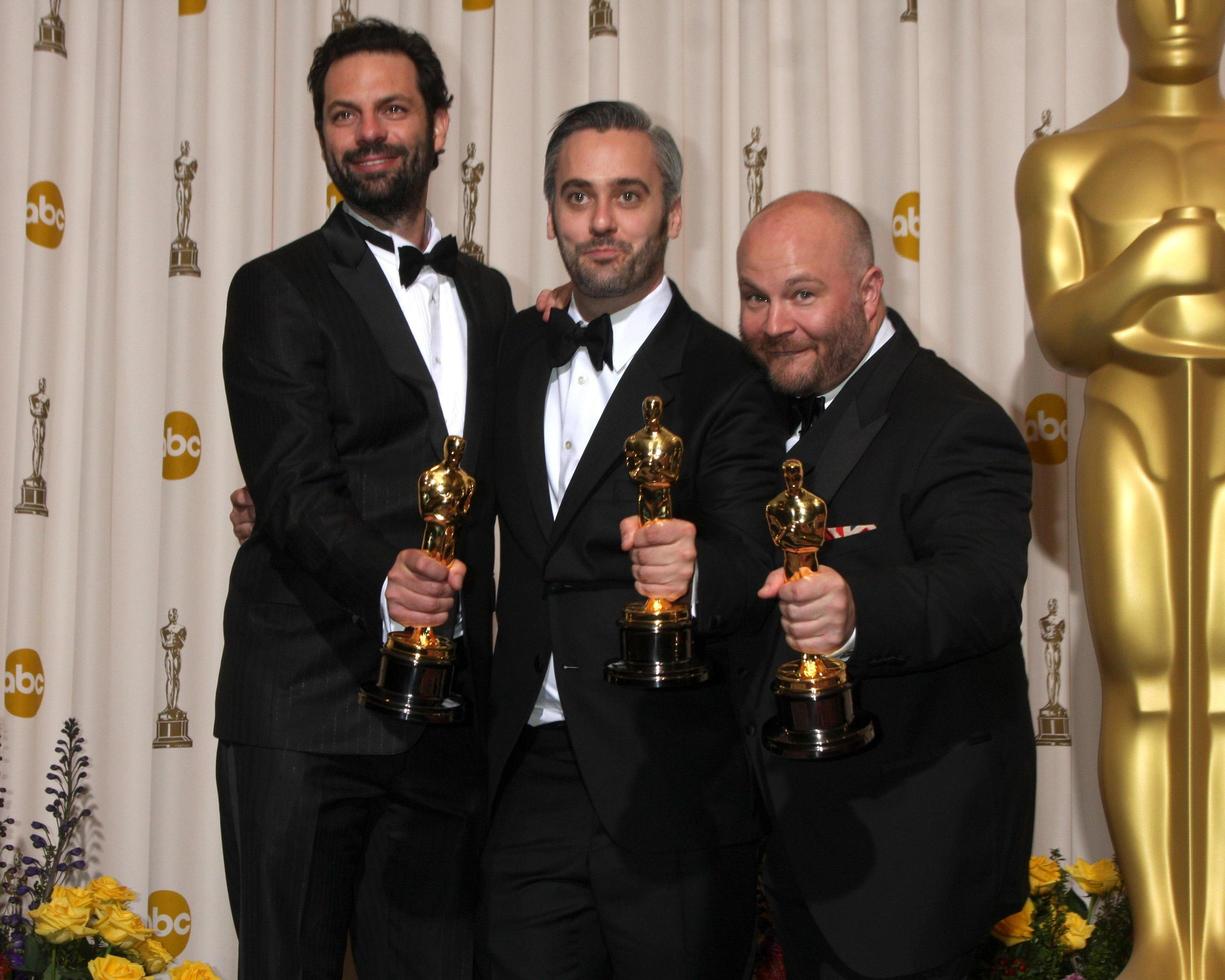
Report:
1015,2,1225,976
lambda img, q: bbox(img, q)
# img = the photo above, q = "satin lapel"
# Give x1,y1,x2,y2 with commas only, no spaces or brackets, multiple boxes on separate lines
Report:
515,320,557,540
795,310,921,503
548,294,690,551
453,263,491,474
322,208,449,455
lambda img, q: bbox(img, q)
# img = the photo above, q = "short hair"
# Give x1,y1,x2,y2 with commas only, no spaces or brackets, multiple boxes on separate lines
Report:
543,101,683,210
307,18,453,134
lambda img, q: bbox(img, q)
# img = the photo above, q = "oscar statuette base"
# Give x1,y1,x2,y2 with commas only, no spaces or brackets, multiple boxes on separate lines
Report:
153,709,193,749
169,239,200,277
15,477,48,516
607,602,708,688
762,660,875,760
1036,703,1071,746
358,629,464,723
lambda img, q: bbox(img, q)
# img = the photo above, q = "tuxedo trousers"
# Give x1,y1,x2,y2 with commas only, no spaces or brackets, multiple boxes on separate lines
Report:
217,725,482,980
764,838,977,980
478,723,758,980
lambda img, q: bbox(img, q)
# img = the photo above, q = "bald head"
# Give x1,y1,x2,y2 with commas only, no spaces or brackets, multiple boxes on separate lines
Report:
737,190,886,397
742,191,875,284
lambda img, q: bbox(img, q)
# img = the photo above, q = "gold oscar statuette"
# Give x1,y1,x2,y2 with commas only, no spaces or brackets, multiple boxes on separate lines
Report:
1015,2,1225,974
605,396,708,687
358,435,474,722
761,460,874,759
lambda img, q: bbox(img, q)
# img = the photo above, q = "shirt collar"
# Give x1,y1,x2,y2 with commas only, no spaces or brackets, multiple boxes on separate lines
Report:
343,203,441,253
567,276,673,373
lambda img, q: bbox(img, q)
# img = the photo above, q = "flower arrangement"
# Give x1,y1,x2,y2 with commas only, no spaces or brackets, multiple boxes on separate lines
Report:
973,850,1133,979
0,720,222,980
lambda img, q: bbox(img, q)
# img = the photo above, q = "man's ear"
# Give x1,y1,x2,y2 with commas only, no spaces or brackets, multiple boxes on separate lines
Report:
546,204,556,241
666,196,682,240
432,107,451,155
861,265,884,321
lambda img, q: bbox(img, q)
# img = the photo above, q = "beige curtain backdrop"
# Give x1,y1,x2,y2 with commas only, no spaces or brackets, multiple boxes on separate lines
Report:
2,0,1207,974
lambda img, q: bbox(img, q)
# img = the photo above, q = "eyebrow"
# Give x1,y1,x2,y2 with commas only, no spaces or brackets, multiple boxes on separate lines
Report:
326,91,417,111
559,177,652,195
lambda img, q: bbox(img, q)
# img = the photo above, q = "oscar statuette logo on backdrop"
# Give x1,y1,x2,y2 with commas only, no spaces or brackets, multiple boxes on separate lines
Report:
162,412,202,480
179,0,207,15
153,609,192,748
5,649,46,719
1024,393,1068,465
892,191,920,261
332,0,356,33
743,128,767,221
1035,598,1070,746
33,0,66,56
15,378,51,516
169,141,200,277
26,182,65,249
147,890,192,957
589,0,617,37
460,143,486,263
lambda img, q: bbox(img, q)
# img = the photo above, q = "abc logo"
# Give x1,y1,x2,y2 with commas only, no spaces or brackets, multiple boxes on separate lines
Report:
1025,393,1068,465
148,890,192,957
179,0,207,13
163,411,202,480
26,181,65,249
892,191,920,262
5,649,46,718
327,182,344,212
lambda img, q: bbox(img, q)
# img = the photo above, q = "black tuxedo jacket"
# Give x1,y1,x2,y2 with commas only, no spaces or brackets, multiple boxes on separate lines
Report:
490,286,788,853
743,312,1036,976
218,206,513,757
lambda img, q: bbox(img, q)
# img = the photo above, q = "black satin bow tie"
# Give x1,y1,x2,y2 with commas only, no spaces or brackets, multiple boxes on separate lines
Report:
547,312,614,372
350,218,459,285
790,394,825,435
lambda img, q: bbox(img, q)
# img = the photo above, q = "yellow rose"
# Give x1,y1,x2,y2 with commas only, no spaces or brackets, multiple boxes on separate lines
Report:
93,905,153,949
29,889,95,943
1062,910,1096,950
991,898,1035,947
137,937,173,974
1068,857,1121,895
86,954,146,979
1028,855,1061,895
89,875,138,907
170,962,223,980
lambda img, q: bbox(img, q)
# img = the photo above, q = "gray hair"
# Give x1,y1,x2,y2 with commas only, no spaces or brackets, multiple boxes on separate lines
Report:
543,101,682,211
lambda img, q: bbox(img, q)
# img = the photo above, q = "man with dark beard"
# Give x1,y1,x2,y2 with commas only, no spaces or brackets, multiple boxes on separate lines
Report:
737,192,1035,979
217,19,511,979
474,101,785,979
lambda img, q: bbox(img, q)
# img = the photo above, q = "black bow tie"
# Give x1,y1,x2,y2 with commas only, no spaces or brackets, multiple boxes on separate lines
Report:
349,217,459,285
546,312,614,372
790,394,825,435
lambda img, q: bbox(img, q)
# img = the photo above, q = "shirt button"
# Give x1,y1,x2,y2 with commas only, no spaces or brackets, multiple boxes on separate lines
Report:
564,440,573,450
577,376,587,385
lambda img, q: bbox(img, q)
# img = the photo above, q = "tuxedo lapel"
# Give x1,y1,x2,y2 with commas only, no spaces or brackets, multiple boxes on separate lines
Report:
795,310,920,502
548,293,690,550
514,321,557,540
453,263,492,473
322,208,449,456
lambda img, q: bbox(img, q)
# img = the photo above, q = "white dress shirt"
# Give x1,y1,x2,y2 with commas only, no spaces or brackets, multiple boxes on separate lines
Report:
344,205,470,639
528,276,674,725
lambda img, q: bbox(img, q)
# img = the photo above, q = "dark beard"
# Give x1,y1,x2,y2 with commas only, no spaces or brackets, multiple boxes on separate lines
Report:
742,298,872,397
324,135,432,225
557,212,669,300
